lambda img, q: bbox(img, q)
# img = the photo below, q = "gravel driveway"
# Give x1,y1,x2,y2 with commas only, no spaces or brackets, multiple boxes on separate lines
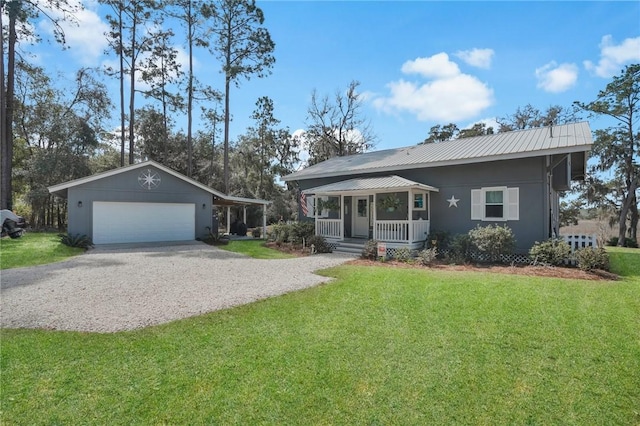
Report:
1,242,355,333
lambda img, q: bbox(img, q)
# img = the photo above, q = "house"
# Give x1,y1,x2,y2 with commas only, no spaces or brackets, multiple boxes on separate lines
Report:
48,160,270,244
282,122,593,254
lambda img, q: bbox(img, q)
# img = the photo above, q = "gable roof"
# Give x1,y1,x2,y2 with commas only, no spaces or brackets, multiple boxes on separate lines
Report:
303,175,439,195
48,160,270,206
283,121,593,182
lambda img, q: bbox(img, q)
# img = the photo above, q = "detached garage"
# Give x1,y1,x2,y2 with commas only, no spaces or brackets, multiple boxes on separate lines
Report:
48,161,269,244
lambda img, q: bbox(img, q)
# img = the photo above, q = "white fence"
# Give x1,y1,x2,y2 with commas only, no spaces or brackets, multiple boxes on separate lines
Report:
562,234,597,254
375,220,408,242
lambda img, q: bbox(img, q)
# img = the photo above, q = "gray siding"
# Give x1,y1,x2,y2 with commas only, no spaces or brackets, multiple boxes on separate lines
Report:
299,156,554,253
67,166,212,240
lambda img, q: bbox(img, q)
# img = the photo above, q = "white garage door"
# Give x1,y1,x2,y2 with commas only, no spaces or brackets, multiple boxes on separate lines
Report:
93,202,195,244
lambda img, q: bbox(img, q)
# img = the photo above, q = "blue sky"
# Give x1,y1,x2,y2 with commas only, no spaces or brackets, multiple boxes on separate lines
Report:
28,1,640,153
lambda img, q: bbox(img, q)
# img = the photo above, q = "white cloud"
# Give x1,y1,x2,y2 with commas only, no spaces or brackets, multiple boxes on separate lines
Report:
373,53,494,122
401,53,460,79
584,35,640,78
455,48,494,69
38,1,109,66
535,61,578,93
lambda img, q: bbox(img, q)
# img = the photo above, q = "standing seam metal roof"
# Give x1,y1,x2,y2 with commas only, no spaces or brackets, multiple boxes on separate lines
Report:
283,122,593,181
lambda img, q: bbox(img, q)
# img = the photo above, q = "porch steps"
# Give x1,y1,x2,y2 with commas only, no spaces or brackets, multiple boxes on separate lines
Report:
332,241,365,255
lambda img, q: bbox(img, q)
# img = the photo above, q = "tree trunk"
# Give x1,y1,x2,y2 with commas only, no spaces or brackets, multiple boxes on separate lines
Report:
618,180,637,246
1,6,17,210
630,193,638,244
128,17,137,165
119,5,126,167
186,0,193,177
223,76,230,194
0,5,8,209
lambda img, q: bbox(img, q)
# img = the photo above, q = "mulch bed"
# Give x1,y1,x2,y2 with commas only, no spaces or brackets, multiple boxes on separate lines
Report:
347,259,619,281
264,242,618,281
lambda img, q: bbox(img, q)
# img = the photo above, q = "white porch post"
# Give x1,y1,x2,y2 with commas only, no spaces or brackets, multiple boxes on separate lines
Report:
372,193,377,240
408,189,414,243
314,194,318,236
262,204,267,239
226,206,231,234
340,194,344,240
243,206,247,223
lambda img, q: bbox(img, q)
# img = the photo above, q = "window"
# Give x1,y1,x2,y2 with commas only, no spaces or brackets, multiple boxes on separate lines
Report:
471,187,519,221
357,199,368,217
484,190,503,218
413,193,426,211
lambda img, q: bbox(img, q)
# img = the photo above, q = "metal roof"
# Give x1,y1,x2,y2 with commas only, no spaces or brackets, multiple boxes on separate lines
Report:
284,121,593,181
303,175,439,195
48,160,271,206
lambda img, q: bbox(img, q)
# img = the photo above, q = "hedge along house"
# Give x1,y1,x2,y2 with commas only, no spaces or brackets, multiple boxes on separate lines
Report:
48,160,270,244
282,122,593,254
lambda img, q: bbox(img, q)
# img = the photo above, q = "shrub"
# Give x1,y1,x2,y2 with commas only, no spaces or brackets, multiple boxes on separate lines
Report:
59,233,93,249
417,247,438,266
393,247,413,262
268,223,290,244
529,238,572,266
307,235,332,253
575,247,610,271
468,224,515,263
290,221,315,244
607,236,639,248
361,239,379,260
427,230,450,250
252,228,261,238
447,233,473,264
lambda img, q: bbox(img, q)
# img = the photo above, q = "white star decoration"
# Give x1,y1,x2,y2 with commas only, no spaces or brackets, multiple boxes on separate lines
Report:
138,169,161,190
447,195,459,208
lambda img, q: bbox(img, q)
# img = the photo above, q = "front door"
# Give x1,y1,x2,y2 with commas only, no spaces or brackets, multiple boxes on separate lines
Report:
353,196,369,238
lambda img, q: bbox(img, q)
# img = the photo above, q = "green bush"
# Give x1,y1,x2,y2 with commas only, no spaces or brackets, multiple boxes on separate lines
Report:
427,230,450,250
290,221,315,244
361,239,379,260
529,238,572,266
575,247,610,271
307,235,332,253
268,222,315,245
59,233,93,249
418,247,438,266
393,247,413,262
468,224,515,263
607,236,639,248
447,233,474,264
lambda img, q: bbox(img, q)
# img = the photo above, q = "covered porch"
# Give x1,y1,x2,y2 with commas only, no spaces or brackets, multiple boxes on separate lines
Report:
303,176,439,249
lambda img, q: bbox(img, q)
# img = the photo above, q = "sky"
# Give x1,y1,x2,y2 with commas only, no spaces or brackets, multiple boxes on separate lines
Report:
25,1,640,154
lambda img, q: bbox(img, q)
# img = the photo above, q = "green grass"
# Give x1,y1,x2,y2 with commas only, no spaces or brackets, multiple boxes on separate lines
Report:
0,232,84,270
1,250,639,424
218,239,296,259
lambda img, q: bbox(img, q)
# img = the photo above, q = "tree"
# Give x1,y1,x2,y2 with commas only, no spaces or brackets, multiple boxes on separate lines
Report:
459,122,494,138
420,123,459,144
138,27,183,163
12,64,111,227
305,80,376,165
497,104,579,132
202,0,275,194
104,0,161,166
1,0,80,210
575,64,640,246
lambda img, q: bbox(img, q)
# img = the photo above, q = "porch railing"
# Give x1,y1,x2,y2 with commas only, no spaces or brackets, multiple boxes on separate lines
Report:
317,219,341,239
375,220,408,242
317,218,430,243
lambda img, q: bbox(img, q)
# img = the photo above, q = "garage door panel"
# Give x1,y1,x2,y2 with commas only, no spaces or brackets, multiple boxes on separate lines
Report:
93,202,195,244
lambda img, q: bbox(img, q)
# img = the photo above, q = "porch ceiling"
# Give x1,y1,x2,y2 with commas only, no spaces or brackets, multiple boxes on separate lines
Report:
302,175,439,195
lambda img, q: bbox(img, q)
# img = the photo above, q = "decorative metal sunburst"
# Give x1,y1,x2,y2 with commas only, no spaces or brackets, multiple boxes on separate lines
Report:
138,169,161,190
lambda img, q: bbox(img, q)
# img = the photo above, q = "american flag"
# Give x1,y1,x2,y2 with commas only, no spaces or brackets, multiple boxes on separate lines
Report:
300,191,308,216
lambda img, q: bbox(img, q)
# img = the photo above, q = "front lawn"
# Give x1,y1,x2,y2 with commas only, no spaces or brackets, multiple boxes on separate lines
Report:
0,232,84,270
1,250,638,424
218,239,296,259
